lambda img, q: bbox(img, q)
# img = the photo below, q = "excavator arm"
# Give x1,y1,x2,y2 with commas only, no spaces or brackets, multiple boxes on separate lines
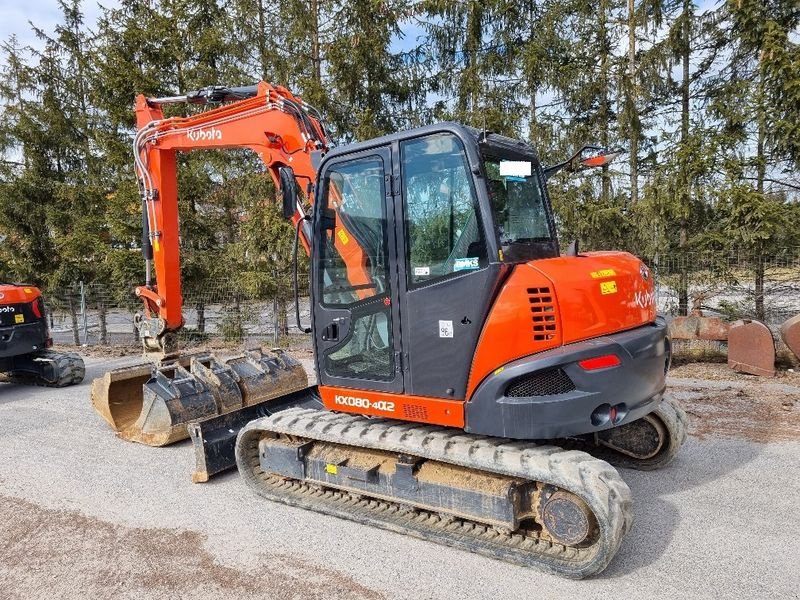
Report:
132,82,326,351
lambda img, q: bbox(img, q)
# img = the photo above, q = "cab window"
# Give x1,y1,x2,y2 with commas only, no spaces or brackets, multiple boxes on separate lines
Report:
400,133,487,286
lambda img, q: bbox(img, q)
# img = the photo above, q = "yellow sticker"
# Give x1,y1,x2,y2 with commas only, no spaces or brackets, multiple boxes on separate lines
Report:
337,230,350,245
23,287,33,294
600,281,618,295
14,314,24,323
153,239,160,252
325,464,338,475
493,366,505,376
498,249,504,262
591,269,616,279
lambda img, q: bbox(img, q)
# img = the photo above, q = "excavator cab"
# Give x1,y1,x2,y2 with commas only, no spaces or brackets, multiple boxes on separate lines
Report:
308,123,677,446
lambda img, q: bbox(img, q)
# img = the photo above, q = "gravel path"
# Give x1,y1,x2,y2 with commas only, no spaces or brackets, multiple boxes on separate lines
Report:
0,355,798,599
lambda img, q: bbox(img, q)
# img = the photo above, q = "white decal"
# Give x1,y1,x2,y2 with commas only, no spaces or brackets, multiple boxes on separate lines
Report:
334,394,395,413
453,257,479,272
499,160,532,178
439,320,453,338
0,306,15,313
414,266,430,276
187,127,223,142
634,290,656,309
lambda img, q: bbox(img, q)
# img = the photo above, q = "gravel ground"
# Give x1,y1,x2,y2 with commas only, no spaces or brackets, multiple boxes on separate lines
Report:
0,355,799,599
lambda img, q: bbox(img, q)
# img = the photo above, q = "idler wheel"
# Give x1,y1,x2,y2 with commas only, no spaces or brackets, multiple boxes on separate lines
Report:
542,490,595,546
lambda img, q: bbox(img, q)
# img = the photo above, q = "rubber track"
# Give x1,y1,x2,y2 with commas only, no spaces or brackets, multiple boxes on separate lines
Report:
236,408,633,579
563,397,689,471
0,350,85,388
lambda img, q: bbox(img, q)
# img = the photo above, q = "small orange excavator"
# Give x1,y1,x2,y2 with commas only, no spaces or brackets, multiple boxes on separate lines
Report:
91,82,686,578
0,283,84,387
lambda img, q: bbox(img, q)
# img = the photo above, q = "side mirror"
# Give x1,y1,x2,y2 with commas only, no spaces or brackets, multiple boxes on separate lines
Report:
544,146,624,180
278,166,298,219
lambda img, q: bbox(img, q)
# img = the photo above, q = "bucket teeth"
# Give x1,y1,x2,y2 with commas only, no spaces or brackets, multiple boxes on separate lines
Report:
226,349,307,407
190,356,243,414
91,348,309,447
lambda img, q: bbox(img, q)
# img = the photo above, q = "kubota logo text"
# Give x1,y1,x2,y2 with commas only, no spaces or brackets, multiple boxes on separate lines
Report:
0,306,15,313
334,394,395,413
187,127,222,142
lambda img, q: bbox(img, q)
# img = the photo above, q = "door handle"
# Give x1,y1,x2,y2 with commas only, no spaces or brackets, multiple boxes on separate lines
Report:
322,322,339,342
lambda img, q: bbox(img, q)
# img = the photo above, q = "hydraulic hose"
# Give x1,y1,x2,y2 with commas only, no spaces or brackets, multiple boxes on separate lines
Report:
293,215,312,334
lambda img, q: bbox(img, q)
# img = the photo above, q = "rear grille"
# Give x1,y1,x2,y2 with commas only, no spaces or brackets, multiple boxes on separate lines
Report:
527,287,557,341
505,368,575,397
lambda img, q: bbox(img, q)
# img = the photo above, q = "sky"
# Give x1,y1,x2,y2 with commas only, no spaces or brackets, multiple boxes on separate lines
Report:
0,0,111,50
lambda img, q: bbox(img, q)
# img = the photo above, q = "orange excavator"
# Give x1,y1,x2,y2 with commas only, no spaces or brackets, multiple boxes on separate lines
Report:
91,82,686,578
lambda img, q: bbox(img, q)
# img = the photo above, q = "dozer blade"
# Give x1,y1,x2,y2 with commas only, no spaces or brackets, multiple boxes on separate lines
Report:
90,348,308,447
188,386,323,483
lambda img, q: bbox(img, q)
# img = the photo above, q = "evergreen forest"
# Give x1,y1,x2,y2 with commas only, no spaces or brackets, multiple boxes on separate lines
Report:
0,0,798,317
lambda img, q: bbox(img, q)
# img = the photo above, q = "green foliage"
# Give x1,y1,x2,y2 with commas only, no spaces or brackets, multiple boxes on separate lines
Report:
0,0,796,321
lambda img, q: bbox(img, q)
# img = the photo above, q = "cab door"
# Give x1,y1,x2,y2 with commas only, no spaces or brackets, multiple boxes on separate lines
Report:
312,147,404,393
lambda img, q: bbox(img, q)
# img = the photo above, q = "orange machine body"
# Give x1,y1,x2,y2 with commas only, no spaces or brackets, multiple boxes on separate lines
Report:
318,251,657,427
0,284,42,305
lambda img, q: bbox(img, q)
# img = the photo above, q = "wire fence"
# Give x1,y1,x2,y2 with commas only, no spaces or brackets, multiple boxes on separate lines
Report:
646,248,800,329
42,249,800,349
44,273,312,349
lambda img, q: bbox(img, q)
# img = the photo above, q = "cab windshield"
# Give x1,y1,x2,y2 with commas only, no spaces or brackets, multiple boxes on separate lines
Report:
482,153,557,261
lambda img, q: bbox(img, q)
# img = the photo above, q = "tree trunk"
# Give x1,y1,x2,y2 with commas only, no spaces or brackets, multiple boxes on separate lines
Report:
599,0,611,203
69,296,80,346
196,300,206,333
754,256,765,321
627,0,639,205
277,298,289,337
256,0,269,79
754,73,766,321
678,0,691,316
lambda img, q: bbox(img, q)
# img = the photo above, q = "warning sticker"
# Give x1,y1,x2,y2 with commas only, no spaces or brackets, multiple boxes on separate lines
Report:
591,269,616,279
14,314,24,324
439,320,453,338
337,230,350,245
600,281,618,295
414,266,430,277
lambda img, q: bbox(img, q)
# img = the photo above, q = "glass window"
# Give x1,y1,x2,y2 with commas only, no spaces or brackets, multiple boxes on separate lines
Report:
325,309,393,380
319,155,394,382
401,133,486,286
320,157,388,306
483,158,552,244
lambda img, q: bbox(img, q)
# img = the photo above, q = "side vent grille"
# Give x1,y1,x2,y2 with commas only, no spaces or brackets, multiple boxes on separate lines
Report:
527,287,557,341
505,369,575,398
402,404,428,421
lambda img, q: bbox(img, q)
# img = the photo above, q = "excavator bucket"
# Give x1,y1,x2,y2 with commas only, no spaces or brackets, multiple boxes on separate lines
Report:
90,348,308,447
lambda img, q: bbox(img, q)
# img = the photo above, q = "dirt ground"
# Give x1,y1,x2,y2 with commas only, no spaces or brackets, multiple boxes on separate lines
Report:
1,356,798,599
669,362,800,443
0,496,382,600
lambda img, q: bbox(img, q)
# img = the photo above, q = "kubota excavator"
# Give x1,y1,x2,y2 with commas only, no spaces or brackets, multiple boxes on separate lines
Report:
0,283,84,387
91,82,686,578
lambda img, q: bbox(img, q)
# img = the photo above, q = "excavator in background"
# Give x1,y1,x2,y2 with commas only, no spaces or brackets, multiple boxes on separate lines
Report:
91,82,686,578
0,283,84,387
